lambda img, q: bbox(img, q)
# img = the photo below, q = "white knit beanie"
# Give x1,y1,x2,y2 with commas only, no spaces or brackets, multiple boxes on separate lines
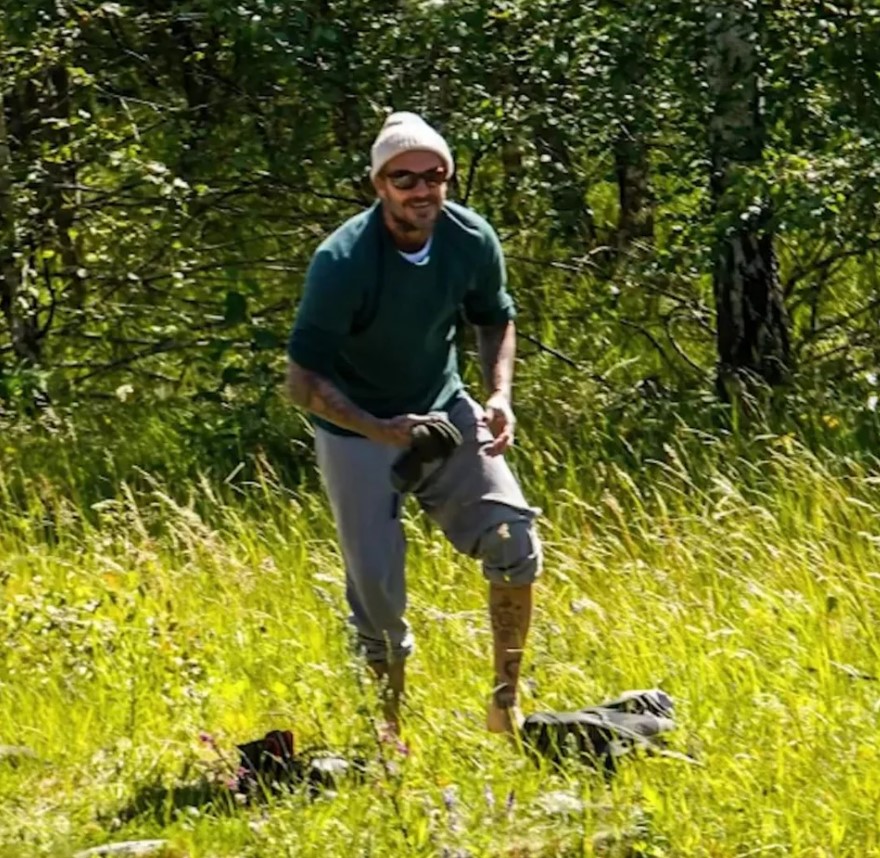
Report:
370,111,455,180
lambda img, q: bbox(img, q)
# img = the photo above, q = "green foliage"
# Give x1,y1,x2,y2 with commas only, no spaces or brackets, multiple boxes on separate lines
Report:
0,0,877,415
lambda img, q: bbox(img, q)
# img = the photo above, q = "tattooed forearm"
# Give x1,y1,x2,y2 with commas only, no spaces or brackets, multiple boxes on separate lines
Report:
286,360,381,439
475,321,516,398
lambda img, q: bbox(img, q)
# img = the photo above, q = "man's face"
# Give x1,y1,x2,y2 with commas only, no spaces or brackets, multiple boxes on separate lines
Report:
373,150,448,235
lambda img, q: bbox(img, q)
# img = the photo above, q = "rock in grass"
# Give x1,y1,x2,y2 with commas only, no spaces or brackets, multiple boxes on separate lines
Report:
74,840,171,857
591,827,651,857
0,745,39,765
534,790,585,817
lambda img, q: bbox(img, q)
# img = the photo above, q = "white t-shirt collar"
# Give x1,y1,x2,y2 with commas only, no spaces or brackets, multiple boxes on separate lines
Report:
398,235,433,266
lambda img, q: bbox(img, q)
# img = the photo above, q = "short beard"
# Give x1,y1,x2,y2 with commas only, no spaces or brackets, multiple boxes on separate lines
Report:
385,200,439,243
390,209,423,234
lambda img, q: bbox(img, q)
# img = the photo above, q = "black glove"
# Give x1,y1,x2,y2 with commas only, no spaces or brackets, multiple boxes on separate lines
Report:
391,415,462,493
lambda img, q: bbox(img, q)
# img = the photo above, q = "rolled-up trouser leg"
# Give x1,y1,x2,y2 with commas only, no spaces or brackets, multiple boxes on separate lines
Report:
415,393,543,585
315,427,413,663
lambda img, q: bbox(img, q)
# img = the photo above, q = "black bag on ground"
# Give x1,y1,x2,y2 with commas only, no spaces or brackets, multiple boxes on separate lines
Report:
520,689,676,774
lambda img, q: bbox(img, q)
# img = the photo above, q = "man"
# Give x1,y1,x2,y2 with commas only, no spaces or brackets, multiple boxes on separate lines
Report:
286,111,542,736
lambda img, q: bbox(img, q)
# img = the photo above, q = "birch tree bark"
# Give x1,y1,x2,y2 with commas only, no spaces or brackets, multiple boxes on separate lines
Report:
707,1,790,395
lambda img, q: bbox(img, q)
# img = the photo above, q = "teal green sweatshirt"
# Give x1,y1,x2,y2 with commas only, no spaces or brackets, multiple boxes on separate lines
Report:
287,200,515,436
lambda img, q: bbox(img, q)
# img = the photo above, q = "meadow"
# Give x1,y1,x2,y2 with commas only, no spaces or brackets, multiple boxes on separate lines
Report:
2,391,879,858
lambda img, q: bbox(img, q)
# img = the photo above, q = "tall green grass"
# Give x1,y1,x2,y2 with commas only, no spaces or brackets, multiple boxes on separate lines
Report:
2,400,880,856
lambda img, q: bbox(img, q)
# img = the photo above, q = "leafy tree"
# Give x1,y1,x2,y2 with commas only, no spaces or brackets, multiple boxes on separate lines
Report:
1,0,878,433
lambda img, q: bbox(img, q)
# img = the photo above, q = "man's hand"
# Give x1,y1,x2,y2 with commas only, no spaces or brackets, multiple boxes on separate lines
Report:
371,415,429,448
484,391,515,456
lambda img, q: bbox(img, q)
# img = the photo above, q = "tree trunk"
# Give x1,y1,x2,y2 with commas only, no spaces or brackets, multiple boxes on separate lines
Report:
0,92,41,364
0,93,18,353
707,1,790,394
611,13,655,250
500,140,525,228
536,124,596,243
614,132,654,247
168,13,216,178
43,64,85,309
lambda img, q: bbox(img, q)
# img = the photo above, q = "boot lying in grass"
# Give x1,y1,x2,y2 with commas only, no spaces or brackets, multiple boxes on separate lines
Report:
234,730,367,801
520,688,682,774
235,729,300,797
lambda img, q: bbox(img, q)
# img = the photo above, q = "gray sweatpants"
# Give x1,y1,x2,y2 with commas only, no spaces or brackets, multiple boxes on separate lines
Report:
314,392,542,663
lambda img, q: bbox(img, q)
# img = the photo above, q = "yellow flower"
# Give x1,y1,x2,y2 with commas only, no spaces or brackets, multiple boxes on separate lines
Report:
774,433,795,452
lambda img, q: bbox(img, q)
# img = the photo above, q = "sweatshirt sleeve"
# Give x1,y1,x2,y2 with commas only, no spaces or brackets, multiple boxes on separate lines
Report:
287,249,359,375
461,223,516,326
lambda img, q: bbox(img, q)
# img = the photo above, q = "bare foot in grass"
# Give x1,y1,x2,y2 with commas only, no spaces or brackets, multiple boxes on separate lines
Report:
487,701,524,735
376,719,409,756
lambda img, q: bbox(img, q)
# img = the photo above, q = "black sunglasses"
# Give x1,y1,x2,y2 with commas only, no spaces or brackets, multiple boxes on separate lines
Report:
384,167,448,190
